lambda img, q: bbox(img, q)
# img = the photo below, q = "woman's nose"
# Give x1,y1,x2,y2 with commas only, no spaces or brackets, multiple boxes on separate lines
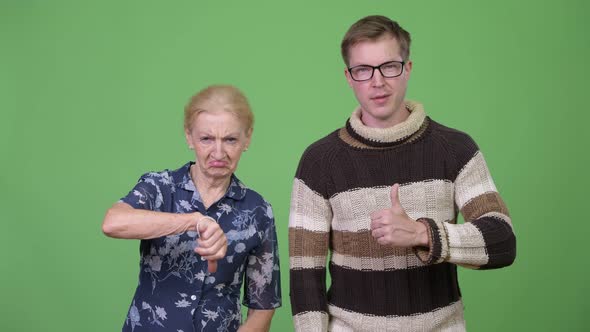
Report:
211,141,225,158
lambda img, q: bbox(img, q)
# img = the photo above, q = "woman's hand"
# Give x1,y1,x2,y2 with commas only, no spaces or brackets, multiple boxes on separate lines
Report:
194,217,228,273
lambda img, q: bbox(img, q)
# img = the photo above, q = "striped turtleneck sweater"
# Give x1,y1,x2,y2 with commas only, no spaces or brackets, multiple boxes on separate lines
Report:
288,101,516,332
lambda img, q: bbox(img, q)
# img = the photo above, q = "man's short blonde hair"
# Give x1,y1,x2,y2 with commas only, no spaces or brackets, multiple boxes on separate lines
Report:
341,15,412,66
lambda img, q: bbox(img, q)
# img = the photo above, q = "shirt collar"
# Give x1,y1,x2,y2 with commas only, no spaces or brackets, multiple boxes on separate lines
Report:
173,162,247,201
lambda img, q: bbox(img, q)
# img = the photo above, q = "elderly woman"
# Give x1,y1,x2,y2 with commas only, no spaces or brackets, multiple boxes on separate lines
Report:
102,85,281,332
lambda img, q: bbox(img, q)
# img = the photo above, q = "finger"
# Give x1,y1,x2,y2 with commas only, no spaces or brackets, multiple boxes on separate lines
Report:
370,210,385,221
390,183,401,207
207,260,217,273
195,241,220,257
202,237,227,257
370,219,384,230
196,236,227,257
200,221,222,240
198,229,224,248
376,236,389,246
371,228,383,239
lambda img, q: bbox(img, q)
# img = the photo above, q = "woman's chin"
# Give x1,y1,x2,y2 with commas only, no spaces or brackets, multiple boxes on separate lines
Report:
205,168,233,179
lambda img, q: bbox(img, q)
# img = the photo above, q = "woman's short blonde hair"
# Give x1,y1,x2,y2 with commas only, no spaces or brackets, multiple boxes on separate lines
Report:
184,85,254,133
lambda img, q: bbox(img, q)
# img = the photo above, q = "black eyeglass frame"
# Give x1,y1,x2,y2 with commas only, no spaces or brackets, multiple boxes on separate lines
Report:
347,60,406,82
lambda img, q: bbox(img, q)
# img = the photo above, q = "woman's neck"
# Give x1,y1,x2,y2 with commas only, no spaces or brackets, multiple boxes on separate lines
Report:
190,164,231,209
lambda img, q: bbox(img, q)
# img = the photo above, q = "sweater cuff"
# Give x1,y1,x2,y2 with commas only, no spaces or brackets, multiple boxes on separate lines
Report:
293,311,329,332
414,218,449,264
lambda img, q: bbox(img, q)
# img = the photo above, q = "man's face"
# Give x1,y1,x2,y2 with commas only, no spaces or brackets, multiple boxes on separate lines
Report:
345,36,412,128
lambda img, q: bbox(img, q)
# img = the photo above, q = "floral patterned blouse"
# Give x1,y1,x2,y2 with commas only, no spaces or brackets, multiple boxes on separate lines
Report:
118,162,281,332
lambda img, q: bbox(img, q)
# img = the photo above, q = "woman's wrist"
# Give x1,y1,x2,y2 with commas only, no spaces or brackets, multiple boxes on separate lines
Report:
192,213,217,237
187,212,203,232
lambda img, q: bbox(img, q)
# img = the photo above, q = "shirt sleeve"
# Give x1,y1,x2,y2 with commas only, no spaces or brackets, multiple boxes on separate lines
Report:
119,172,164,211
242,202,282,309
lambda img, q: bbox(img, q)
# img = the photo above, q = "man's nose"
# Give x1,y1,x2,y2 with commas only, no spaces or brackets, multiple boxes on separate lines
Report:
371,69,386,87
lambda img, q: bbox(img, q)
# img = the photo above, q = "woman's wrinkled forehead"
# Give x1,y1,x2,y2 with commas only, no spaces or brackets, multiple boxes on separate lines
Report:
189,109,248,134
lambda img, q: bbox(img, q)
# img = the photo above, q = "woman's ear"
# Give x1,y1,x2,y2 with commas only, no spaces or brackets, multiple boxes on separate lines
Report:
244,127,253,150
184,128,194,150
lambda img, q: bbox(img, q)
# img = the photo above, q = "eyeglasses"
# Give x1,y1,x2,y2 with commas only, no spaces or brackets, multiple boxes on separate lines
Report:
348,60,405,81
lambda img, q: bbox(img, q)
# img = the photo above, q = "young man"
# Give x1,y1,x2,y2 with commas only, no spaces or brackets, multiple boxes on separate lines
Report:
289,15,516,331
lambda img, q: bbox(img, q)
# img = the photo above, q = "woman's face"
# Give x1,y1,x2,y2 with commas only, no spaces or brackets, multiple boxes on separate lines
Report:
185,111,251,181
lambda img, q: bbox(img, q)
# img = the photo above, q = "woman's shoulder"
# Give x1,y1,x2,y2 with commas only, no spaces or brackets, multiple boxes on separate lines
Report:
232,177,273,209
136,162,192,188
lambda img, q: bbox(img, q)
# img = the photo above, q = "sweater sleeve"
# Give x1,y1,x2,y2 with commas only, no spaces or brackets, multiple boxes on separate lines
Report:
289,146,332,331
415,137,516,269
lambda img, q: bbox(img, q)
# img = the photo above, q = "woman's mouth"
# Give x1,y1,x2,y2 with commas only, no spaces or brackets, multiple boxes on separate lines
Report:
209,160,228,168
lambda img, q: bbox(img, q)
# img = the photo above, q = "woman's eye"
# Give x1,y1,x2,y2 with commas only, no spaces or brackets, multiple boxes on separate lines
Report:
225,137,237,144
200,137,212,143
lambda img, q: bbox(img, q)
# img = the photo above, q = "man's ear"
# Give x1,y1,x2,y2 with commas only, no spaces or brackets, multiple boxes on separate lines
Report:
344,68,354,88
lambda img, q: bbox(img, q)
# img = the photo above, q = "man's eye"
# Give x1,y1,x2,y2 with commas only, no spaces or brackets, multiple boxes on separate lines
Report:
355,67,371,74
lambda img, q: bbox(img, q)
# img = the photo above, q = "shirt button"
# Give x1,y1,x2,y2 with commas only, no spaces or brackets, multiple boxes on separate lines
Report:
191,295,197,300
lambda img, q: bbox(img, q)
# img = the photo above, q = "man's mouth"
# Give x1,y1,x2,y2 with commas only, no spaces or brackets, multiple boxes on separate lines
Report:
371,94,390,103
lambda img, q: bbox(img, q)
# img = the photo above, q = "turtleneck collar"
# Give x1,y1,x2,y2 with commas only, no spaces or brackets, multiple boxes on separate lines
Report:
343,100,427,148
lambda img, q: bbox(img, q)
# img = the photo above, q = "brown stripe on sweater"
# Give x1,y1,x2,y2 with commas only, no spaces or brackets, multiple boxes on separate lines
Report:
290,268,328,315
289,228,329,257
472,216,516,269
331,252,425,271
332,230,409,257
330,229,450,259
330,229,425,270
338,127,373,149
327,262,460,316
462,191,510,221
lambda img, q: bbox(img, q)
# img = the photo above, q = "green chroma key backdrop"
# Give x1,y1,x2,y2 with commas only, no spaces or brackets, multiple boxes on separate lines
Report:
1,0,588,331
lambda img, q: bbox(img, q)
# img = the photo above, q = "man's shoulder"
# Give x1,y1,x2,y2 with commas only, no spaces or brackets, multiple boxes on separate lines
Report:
299,129,342,163
428,119,478,151
427,119,481,171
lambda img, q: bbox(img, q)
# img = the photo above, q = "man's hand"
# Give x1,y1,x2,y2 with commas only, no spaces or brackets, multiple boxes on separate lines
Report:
370,183,429,248
194,217,228,273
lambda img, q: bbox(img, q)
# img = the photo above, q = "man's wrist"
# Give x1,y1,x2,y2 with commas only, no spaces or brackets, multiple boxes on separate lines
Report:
414,220,430,247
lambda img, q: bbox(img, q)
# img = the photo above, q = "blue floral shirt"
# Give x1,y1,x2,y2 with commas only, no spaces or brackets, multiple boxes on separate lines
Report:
119,162,281,332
